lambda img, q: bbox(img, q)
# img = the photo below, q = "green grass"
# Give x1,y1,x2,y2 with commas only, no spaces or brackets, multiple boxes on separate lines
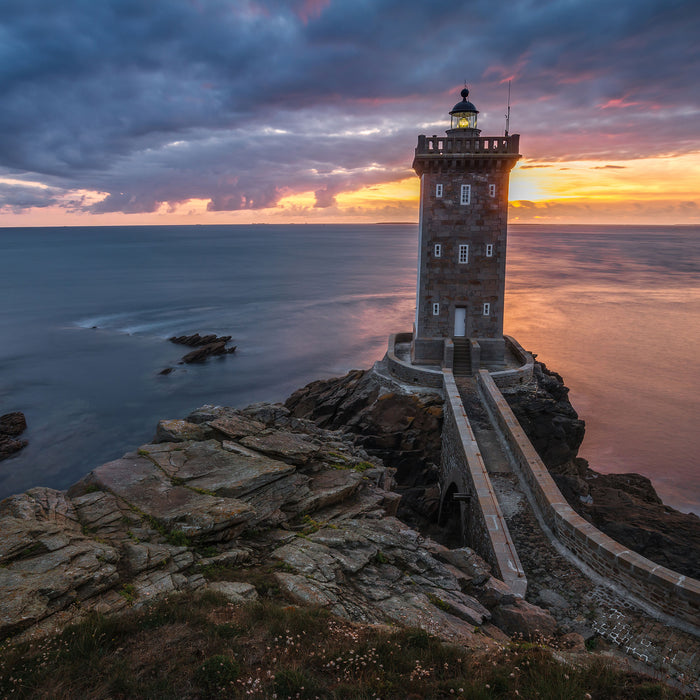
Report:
118,583,136,605
330,459,374,473
0,590,684,699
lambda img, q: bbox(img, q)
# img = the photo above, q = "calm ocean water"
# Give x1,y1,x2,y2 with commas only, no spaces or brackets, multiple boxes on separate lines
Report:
0,224,698,514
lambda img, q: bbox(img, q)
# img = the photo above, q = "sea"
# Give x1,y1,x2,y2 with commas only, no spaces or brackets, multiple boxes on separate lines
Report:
0,223,698,515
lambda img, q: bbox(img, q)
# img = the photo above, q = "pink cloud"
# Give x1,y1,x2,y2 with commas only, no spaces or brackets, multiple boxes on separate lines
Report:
296,0,330,23
599,96,641,110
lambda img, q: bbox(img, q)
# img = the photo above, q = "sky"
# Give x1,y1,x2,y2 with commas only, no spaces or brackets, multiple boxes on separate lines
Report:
1,0,699,227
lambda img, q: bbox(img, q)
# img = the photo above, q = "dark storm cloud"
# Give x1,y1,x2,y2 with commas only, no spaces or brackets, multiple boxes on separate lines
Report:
0,0,698,214
0,183,61,211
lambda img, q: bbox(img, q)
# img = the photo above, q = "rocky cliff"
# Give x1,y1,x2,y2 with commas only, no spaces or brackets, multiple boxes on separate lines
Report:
288,361,700,580
0,397,554,647
3,357,698,649
285,368,446,533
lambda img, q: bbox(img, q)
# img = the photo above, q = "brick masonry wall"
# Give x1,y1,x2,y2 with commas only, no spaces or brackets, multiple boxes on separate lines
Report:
416,166,510,344
477,369,700,632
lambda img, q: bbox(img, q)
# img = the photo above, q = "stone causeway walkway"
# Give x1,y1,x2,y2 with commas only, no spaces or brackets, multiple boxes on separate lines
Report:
456,377,700,695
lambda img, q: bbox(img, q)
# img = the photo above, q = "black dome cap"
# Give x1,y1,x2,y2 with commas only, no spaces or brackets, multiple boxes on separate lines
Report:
450,87,478,115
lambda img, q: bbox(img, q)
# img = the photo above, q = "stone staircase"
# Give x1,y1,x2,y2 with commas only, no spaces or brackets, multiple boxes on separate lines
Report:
452,338,471,375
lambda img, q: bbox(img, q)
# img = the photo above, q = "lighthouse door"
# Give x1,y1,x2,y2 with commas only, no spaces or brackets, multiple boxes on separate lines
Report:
454,307,466,337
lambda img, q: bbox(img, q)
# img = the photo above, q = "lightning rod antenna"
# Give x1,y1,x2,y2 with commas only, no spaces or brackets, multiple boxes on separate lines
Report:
505,80,511,137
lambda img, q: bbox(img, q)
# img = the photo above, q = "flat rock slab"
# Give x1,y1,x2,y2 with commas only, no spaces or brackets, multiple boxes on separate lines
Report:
491,599,557,640
154,419,215,444
209,415,265,440
0,537,119,637
207,581,259,603
139,440,296,498
0,488,80,528
239,430,319,464
71,490,124,536
90,455,254,539
293,469,364,512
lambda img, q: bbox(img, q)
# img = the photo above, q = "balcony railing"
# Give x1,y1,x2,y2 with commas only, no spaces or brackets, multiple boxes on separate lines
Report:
415,134,520,156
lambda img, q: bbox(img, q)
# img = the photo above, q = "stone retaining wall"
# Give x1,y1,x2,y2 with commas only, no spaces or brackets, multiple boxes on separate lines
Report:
441,370,527,597
385,333,444,388
490,336,534,389
477,369,700,633
387,333,533,388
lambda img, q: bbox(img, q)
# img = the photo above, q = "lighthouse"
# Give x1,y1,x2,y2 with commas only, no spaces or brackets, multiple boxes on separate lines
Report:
411,88,521,373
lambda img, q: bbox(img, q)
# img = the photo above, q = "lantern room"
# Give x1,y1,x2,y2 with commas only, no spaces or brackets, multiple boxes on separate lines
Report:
447,88,480,134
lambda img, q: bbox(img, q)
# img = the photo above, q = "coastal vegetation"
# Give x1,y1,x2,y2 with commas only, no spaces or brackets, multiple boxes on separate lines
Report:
0,589,682,699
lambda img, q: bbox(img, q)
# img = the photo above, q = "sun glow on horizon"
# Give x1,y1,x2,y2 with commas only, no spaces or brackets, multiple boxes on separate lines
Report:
2,151,699,227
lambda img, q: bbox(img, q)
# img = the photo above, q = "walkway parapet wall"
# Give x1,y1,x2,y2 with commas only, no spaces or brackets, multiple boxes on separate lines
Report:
441,370,527,598
477,369,700,632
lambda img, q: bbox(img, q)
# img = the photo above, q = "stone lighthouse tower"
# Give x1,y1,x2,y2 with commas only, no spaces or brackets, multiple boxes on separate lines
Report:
411,88,521,372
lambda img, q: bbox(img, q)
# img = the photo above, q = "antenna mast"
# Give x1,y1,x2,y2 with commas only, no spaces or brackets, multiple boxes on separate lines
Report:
505,80,511,136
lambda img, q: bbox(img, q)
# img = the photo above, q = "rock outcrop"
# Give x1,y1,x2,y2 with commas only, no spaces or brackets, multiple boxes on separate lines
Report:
503,361,585,471
0,411,28,461
0,399,553,647
285,367,444,525
167,332,236,365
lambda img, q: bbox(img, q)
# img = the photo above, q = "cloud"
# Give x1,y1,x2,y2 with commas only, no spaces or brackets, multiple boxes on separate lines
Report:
509,197,700,224
0,182,60,211
0,0,698,218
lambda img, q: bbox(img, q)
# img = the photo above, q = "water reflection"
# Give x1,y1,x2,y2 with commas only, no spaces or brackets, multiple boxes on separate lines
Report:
505,225,700,514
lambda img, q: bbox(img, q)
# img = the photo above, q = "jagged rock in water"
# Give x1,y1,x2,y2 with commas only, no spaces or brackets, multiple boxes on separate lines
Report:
0,411,28,461
166,333,236,365
181,341,236,363
169,333,232,347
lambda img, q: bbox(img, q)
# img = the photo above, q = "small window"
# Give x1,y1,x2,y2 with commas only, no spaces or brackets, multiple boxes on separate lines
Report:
460,184,471,205
435,184,443,198
489,184,496,198
485,244,494,257
434,243,442,257
483,303,490,316
432,302,440,316
458,244,469,264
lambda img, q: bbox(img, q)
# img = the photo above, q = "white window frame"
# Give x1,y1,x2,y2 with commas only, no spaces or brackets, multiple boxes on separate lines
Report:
485,243,494,257
434,243,442,257
460,184,471,205
458,244,469,264
432,302,440,316
483,303,490,316
489,183,496,198
435,183,443,198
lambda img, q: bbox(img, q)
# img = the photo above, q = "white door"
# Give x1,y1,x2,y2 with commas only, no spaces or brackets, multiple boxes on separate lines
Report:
454,307,466,337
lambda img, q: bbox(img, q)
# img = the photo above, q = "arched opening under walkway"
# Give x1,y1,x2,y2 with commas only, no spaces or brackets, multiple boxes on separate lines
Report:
437,481,465,548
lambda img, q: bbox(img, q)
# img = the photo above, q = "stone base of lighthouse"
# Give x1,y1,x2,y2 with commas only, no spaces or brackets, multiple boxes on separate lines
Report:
412,335,506,377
